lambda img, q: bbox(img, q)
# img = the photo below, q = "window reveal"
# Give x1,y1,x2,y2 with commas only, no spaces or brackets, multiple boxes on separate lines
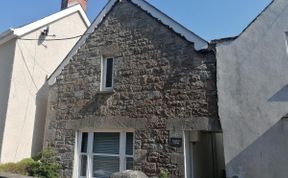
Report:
101,57,114,91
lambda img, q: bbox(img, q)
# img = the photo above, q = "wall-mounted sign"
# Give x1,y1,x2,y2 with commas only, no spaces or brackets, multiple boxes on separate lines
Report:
169,138,182,147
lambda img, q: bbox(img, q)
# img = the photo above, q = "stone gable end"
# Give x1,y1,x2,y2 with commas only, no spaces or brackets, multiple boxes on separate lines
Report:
45,1,219,177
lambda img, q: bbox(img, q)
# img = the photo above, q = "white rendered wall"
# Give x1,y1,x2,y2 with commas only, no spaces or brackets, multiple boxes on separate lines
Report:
217,0,288,177
0,40,16,162
1,12,87,163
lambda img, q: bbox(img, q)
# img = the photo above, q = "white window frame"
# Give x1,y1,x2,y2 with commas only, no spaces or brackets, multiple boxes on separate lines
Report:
100,56,114,92
75,130,134,178
184,131,194,178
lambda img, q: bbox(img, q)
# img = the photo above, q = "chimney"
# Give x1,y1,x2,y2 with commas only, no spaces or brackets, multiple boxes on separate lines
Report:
61,0,87,12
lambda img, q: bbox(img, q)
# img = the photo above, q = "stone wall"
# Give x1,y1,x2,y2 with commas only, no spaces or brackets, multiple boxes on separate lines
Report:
44,1,219,177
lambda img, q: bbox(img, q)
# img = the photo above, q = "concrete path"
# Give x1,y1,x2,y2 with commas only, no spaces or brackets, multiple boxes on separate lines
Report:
0,172,35,178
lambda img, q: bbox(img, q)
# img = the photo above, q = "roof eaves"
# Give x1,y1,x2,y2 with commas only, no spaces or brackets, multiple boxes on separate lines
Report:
211,36,238,44
72,4,91,27
0,29,17,45
14,4,90,37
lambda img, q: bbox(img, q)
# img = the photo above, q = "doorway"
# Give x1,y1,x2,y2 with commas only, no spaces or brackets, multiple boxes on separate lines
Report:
185,131,225,178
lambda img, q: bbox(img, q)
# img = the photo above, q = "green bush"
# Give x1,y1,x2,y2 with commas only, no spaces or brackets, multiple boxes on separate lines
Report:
0,147,61,178
0,158,35,175
29,147,61,178
159,170,169,178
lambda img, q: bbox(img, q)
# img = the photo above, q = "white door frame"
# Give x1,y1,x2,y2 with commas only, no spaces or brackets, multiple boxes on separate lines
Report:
184,131,194,178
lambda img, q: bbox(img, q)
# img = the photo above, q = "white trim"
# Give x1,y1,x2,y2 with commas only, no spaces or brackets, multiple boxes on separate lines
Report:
78,132,87,178
119,132,126,171
131,0,207,50
184,131,189,178
184,131,194,178
101,57,114,92
47,0,208,85
73,131,80,178
79,128,135,133
14,5,90,36
87,133,93,178
100,56,105,91
0,4,90,46
92,153,119,157
76,130,134,178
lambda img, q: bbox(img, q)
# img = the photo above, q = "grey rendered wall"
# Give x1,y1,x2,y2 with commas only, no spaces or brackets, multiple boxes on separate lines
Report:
216,0,288,177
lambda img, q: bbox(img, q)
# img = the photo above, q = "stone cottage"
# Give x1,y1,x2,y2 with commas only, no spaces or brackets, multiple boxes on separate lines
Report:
45,0,224,178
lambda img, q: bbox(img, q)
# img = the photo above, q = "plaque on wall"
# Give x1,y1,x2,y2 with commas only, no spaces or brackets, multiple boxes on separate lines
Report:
169,138,182,147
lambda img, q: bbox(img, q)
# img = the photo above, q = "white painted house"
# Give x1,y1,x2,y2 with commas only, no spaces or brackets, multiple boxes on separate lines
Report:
216,0,288,177
0,0,90,163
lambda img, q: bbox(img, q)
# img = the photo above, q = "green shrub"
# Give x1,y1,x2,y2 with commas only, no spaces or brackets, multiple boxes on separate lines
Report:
0,147,61,178
0,158,35,175
159,170,169,178
0,162,19,174
29,147,62,178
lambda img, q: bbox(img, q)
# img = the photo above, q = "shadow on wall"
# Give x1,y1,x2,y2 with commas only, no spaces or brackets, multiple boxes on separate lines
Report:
31,82,49,156
226,117,288,178
79,92,112,114
0,41,16,162
37,30,49,48
268,84,288,102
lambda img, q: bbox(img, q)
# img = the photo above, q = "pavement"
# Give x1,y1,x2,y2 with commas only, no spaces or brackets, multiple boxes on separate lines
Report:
0,172,35,178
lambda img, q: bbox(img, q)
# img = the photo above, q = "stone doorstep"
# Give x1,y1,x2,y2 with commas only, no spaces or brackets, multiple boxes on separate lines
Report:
110,170,148,178
0,172,36,178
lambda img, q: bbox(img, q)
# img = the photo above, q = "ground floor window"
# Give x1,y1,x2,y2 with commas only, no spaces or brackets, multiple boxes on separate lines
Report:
77,131,134,178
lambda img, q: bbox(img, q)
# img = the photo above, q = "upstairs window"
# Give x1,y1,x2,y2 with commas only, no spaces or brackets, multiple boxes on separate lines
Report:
101,57,114,91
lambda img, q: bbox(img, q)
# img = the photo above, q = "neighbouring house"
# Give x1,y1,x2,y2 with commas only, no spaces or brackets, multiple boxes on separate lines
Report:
215,0,288,177
0,0,90,163
44,0,225,178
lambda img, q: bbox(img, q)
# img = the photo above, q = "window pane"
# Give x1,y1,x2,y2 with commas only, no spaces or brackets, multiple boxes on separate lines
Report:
81,132,88,153
126,132,133,155
80,155,87,176
93,133,120,154
126,157,134,170
93,156,119,178
105,58,113,88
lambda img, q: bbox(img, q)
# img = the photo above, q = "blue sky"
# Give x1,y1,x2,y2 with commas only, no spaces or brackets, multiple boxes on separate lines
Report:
0,0,271,41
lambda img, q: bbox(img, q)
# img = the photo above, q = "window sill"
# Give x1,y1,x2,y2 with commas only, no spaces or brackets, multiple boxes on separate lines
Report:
99,89,114,94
